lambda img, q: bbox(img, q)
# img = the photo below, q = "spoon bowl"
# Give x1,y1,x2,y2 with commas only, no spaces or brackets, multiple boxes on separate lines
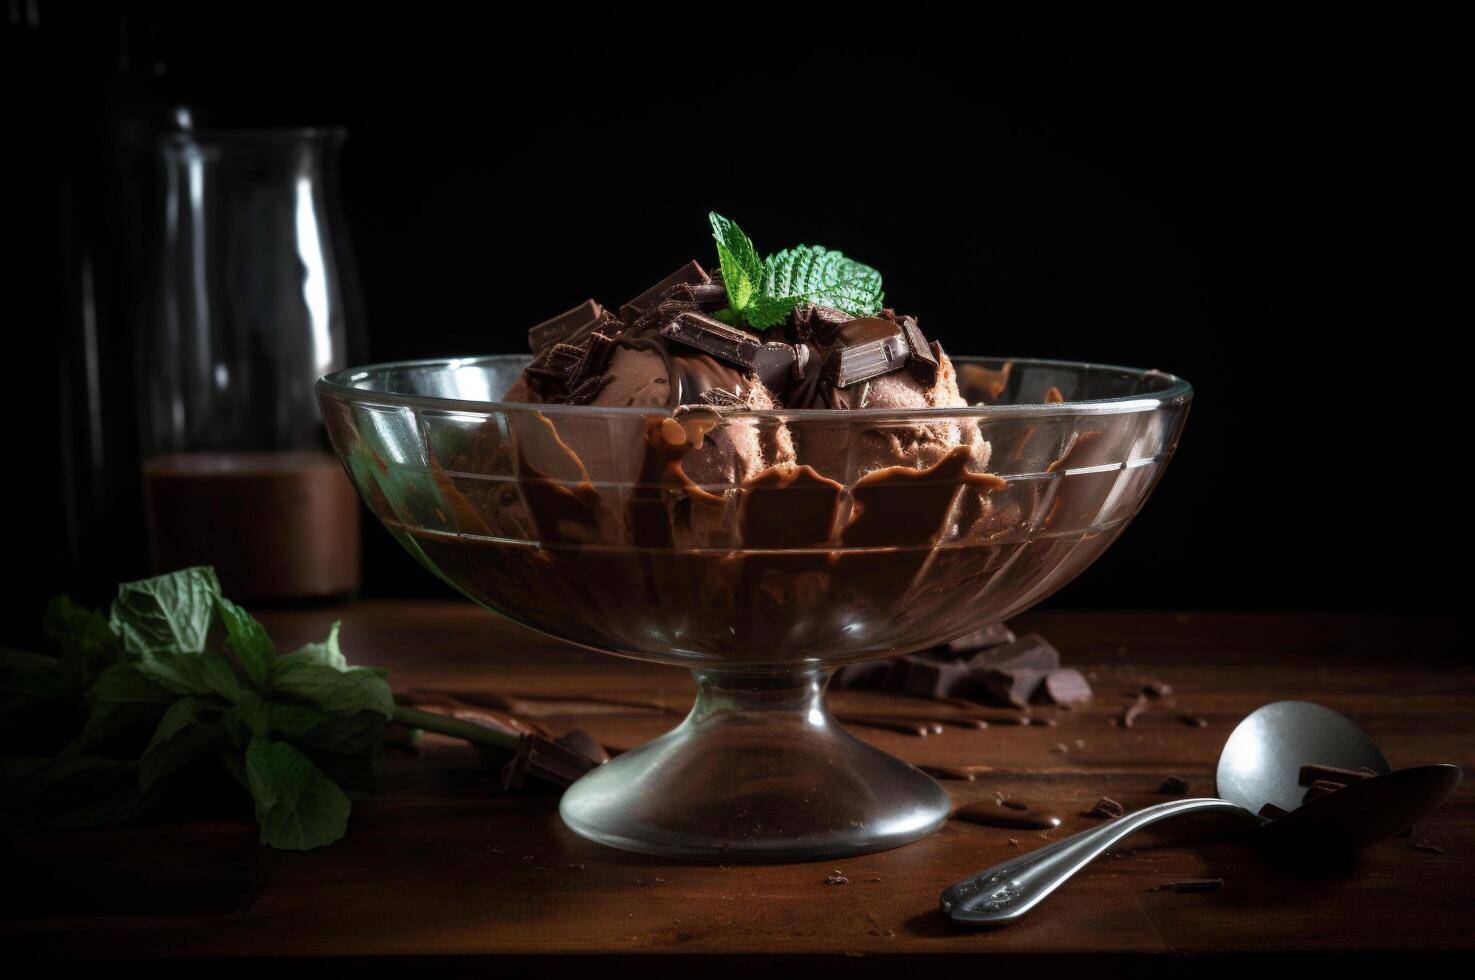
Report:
942,700,1462,926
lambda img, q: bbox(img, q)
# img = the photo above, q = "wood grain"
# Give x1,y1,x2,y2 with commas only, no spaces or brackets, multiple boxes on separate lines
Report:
4,603,1469,969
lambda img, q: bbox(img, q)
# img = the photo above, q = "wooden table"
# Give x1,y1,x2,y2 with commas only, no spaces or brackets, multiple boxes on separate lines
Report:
5,603,1470,973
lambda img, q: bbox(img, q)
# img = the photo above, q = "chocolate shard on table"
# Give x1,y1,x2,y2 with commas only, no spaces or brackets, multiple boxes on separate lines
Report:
897,651,974,699
944,623,1017,655
1042,667,1092,707
966,632,1061,707
1084,797,1125,819
830,659,896,690
1158,775,1190,795
500,729,608,791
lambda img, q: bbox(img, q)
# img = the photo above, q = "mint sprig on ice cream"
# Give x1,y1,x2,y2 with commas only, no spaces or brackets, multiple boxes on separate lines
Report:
708,212,885,329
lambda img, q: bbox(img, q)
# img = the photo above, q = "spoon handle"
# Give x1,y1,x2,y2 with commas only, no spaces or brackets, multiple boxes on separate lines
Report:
941,797,1253,925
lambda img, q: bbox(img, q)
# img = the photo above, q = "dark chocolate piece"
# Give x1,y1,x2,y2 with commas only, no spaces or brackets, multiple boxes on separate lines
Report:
898,652,973,699
899,316,939,386
966,632,1061,707
500,731,606,790
1178,713,1209,728
555,729,610,766
944,623,1016,655
918,764,994,780
752,342,800,392
619,260,710,324
1158,775,1190,795
1043,668,1092,707
790,303,851,343
824,871,849,885
1142,679,1173,699
835,713,937,737
661,312,762,366
1302,779,1347,803
1258,802,1288,820
569,330,620,386
1084,797,1125,819
1157,878,1224,893
830,659,896,690
823,317,911,388
1407,839,1445,854
1299,763,1376,786
527,299,607,353
697,387,746,409
525,342,585,381
953,801,1062,830
564,374,612,405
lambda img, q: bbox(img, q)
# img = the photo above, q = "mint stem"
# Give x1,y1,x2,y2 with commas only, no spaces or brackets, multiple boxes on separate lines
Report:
391,705,520,751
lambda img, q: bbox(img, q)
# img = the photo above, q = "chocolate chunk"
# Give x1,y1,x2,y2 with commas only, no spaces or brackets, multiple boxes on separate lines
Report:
944,623,1016,655
569,330,620,386
824,871,849,885
898,652,973,699
1302,779,1347,803
823,318,911,388
1084,797,1125,819
899,316,939,386
527,299,607,354
564,374,611,405
1258,802,1288,820
967,633,1060,707
664,280,729,311
620,261,710,324
698,387,746,408
1142,679,1173,699
751,341,800,393
1043,668,1093,707
525,341,585,381
554,729,610,766
1178,713,1209,728
1158,775,1190,795
1157,878,1224,893
500,732,605,790
791,303,852,343
830,659,895,690
1299,763,1376,786
661,312,762,367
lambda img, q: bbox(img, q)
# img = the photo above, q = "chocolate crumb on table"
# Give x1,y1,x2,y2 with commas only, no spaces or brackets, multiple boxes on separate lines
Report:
1157,878,1225,893
1178,713,1209,728
1119,694,1149,728
1142,679,1173,698
1158,775,1190,795
825,871,849,885
1085,797,1126,819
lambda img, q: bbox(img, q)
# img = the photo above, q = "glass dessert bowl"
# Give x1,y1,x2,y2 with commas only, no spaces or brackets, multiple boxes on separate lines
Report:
317,353,1191,860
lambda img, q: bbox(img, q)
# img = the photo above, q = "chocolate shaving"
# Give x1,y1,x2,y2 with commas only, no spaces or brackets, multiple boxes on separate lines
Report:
1142,679,1173,699
791,304,850,343
1157,878,1224,893
525,342,585,382
1407,839,1445,855
1158,775,1190,795
1120,694,1149,728
1084,797,1125,819
824,871,849,885
1299,763,1376,786
564,374,612,405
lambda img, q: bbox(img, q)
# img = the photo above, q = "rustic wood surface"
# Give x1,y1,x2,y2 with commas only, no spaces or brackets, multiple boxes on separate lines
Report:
4,602,1470,972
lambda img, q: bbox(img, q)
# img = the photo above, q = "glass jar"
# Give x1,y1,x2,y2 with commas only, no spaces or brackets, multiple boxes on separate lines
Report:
139,128,365,601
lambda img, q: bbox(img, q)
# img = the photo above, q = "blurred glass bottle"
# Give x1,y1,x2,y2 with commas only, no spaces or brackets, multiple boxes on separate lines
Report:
139,128,366,601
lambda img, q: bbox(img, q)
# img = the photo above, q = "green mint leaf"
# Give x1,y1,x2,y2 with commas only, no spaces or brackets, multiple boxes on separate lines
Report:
274,621,346,673
744,292,803,330
244,737,351,850
42,595,117,678
110,568,222,691
140,698,224,791
213,597,273,690
86,662,176,707
271,662,394,719
0,756,150,831
233,689,271,738
759,245,884,320
709,212,763,313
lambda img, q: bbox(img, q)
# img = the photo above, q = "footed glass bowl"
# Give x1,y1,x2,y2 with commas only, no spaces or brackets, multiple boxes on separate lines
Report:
317,355,1191,860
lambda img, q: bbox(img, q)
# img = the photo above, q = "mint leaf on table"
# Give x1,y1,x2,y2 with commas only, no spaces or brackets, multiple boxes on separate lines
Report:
276,621,346,671
214,595,274,690
709,211,763,315
271,661,394,719
110,566,223,693
244,737,351,850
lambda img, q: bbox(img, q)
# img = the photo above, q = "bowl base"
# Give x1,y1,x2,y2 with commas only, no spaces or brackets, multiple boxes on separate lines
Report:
559,667,951,861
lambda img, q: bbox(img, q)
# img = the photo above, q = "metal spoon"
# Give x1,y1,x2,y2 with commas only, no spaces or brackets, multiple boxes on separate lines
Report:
941,700,1462,926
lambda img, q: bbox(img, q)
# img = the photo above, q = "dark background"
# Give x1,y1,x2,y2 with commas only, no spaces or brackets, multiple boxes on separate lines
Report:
2,4,1461,638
